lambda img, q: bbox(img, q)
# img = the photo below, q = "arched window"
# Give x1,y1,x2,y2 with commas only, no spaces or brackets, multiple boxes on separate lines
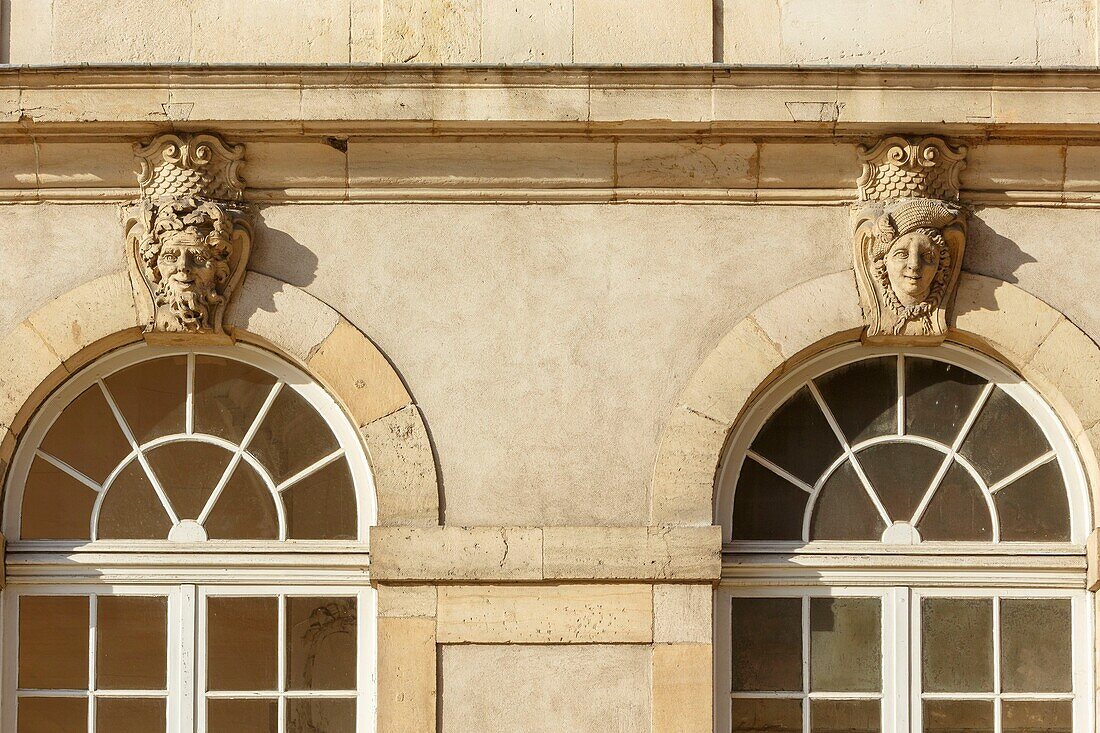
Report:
716,344,1092,733
2,343,375,732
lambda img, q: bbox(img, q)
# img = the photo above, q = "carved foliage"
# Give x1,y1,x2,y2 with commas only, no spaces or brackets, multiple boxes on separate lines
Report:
125,133,251,342
853,137,968,345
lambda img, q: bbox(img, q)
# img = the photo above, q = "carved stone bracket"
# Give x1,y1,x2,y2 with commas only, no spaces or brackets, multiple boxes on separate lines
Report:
853,136,969,345
124,133,251,343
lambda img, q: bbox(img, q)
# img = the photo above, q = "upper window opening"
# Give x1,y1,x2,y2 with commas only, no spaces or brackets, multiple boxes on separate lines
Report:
724,345,1087,545
7,344,372,543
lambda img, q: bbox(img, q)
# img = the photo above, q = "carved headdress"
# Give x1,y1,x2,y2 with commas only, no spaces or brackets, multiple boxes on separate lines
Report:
124,133,251,342
853,137,968,344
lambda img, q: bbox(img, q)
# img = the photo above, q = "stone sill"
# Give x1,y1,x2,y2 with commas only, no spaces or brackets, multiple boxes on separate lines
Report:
2,65,1100,137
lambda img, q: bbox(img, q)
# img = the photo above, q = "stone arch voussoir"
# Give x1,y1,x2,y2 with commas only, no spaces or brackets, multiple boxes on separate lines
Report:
0,270,440,528
651,269,1100,528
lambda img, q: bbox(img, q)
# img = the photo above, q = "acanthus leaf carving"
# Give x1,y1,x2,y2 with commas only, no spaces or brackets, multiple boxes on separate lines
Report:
853,136,969,345
124,132,252,343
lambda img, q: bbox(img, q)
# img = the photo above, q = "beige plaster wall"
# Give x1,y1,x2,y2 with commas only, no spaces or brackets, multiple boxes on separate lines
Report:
6,0,1097,65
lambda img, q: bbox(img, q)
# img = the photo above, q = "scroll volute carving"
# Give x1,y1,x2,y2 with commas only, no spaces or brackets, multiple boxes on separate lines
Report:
853,136,968,345
124,133,251,344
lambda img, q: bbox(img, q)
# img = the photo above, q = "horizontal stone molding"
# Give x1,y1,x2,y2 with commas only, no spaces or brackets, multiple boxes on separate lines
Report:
369,525,722,581
653,270,1100,529
436,584,654,644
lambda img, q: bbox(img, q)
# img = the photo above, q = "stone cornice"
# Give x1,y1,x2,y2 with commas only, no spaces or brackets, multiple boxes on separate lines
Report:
3,65,1100,138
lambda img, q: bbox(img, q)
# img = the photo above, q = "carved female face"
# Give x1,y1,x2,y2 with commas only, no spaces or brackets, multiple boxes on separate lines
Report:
885,231,938,306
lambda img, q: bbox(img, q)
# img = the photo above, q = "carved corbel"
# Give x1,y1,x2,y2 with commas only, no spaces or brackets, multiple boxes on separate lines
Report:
124,133,251,344
852,136,968,345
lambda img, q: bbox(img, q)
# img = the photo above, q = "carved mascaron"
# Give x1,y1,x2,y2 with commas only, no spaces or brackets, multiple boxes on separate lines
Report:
124,133,251,342
853,136,968,345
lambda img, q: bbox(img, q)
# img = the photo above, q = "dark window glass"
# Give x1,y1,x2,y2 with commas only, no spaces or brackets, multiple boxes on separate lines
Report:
204,462,279,540
97,596,168,690
1000,598,1072,693
194,355,277,443
858,442,942,523
995,460,1071,542
18,697,87,733
815,357,896,444
730,698,801,733
249,387,339,485
207,698,278,733
750,387,842,486
905,358,987,445
98,461,173,540
730,598,802,692
287,698,355,733
207,596,278,691
146,442,231,520
922,699,992,733
286,597,357,691
809,597,881,692
917,463,991,541
40,384,130,484
959,387,1051,486
922,598,993,692
284,458,357,540
18,595,89,689
732,459,808,541
104,356,187,444
97,698,166,733
809,462,885,541
809,700,879,733
21,457,96,540
1002,700,1072,733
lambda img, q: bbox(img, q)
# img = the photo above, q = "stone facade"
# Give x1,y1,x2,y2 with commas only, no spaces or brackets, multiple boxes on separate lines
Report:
1,3,1100,733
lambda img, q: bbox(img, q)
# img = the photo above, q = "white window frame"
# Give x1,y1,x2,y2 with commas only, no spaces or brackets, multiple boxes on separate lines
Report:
0,343,379,731
715,343,1095,733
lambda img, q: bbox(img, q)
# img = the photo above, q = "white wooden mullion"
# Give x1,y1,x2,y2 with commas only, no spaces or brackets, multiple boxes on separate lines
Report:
801,596,810,733
896,354,906,437
275,448,346,494
988,450,1057,494
887,587,909,733
177,584,196,733
195,381,283,526
96,379,181,526
807,381,892,527
746,450,814,495
278,592,287,733
909,381,996,527
992,595,1002,733
909,589,924,733
185,352,196,436
88,593,97,733
34,450,103,493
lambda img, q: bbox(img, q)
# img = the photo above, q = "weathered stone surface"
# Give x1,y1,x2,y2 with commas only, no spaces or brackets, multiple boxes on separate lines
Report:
377,584,437,618
382,0,480,63
25,272,140,368
963,144,1064,193
246,142,347,193
225,273,339,363
652,644,712,733
751,270,861,360
308,318,411,427
350,0,383,62
573,0,711,63
0,323,63,433
952,273,1062,365
481,0,572,63
437,584,653,643
616,142,757,189
362,405,440,527
190,0,352,63
756,142,852,191
370,527,542,580
542,526,721,581
651,407,728,527
653,584,712,644
441,645,650,732
378,616,436,733
36,143,136,190
1028,318,1100,431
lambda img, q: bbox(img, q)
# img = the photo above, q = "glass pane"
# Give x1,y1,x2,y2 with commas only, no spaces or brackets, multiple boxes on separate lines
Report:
922,598,993,692
21,457,96,540
97,698,166,733
1002,700,1072,733
858,442,942,523
287,597,357,691
249,387,339,485
905,358,987,445
809,461,886,541
1000,598,1072,693
917,463,991,541
207,698,278,733
104,356,187,444
995,460,1071,542
194,355,277,443
40,384,130,484
815,356,896,444
730,699,801,733
730,597,802,692
288,698,356,733
922,699,993,733
732,459,808,541
958,387,1051,486
204,462,279,540
97,596,167,690
146,442,231,520
17,697,87,733
284,458,357,540
810,597,881,692
207,596,278,691
810,699,879,733
19,596,89,690
98,461,172,540
750,386,842,486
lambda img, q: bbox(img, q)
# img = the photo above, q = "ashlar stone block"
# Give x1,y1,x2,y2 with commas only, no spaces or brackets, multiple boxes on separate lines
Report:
382,0,481,63
573,0,712,63
653,584,712,643
652,643,712,733
481,0,572,63
362,404,440,527
370,526,542,580
542,526,721,581
377,616,436,733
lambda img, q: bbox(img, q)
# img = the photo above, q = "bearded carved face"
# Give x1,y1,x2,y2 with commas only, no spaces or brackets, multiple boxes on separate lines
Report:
884,230,939,306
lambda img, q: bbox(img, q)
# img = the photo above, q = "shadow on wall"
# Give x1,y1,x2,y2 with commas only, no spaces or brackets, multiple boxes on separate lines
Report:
954,210,1037,318
231,207,321,317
